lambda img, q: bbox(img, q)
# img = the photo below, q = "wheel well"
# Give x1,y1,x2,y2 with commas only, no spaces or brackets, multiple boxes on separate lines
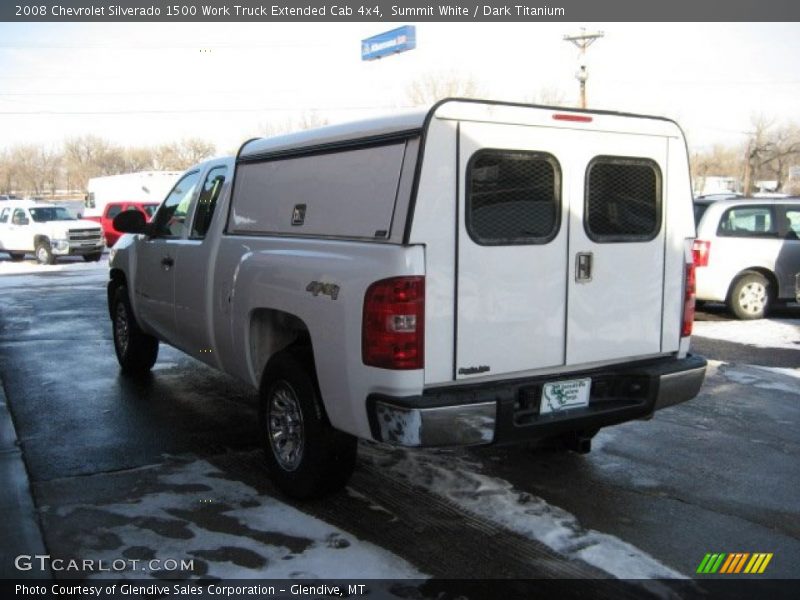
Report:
728,268,778,300
107,269,127,319
249,309,312,389
33,234,50,247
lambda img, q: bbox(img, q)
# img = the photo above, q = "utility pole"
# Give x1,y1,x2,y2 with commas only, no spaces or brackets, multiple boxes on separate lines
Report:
563,28,604,109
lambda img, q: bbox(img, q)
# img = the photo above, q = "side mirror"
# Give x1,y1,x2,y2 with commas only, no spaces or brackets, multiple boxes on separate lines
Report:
113,209,147,234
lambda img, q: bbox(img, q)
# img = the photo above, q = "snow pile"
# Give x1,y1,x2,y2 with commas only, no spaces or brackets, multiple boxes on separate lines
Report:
693,318,800,351
718,362,800,394
65,458,425,581
0,260,108,289
0,256,107,276
360,444,685,583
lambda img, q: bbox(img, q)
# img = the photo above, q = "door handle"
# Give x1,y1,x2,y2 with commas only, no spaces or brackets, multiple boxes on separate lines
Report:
161,255,174,268
575,252,593,283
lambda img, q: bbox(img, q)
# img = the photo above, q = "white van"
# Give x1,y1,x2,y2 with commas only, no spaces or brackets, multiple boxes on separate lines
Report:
693,197,800,318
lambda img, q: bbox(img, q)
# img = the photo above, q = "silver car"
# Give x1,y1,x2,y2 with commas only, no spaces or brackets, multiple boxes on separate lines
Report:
693,198,800,319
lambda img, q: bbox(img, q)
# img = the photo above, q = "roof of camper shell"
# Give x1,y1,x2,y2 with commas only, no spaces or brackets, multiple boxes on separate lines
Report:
238,99,684,161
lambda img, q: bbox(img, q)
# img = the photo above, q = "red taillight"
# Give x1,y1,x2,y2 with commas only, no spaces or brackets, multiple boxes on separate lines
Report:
363,276,425,370
682,261,696,337
692,240,711,267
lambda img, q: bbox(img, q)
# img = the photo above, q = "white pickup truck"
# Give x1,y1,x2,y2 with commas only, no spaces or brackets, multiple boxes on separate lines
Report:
0,200,104,264
108,99,707,498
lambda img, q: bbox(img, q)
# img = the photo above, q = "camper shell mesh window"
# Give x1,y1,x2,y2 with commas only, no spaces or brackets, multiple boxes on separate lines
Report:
585,157,662,242
467,150,561,246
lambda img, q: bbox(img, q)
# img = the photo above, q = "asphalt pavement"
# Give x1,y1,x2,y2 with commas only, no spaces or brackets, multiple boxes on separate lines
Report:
0,263,798,589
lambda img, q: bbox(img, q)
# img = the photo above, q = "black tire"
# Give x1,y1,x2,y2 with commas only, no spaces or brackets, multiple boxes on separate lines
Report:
83,252,103,262
259,349,357,499
35,240,55,265
8,252,25,262
728,272,772,320
111,285,159,374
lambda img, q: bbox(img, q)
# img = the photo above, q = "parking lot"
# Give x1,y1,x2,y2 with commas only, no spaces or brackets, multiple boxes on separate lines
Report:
0,257,798,593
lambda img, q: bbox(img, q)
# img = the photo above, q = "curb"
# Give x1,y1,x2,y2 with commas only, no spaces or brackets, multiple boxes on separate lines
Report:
0,376,51,579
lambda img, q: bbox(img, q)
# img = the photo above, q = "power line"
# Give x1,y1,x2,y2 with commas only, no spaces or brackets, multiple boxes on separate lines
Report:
0,105,415,116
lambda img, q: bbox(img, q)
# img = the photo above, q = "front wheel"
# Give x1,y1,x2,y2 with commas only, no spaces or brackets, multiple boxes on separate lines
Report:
35,241,55,265
259,350,357,499
728,272,771,320
111,285,159,375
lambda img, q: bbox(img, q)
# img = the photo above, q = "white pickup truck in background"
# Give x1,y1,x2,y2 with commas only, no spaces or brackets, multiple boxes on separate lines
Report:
0,200,104,264
108,99,707,498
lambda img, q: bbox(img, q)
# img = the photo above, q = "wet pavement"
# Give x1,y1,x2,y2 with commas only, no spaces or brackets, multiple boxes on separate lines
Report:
0,262,798,588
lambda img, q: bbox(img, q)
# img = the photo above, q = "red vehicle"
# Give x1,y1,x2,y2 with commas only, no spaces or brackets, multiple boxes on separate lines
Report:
84,201,158,247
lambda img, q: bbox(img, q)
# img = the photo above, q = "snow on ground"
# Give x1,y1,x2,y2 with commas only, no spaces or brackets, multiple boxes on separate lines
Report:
68,458,426,581
0,257,108,288
0,256,108,276
693,318,800,351
360,444,685,586
714,360,800,394
754,365,800,381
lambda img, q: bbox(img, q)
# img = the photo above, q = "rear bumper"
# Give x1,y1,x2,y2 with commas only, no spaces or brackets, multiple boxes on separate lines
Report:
367,354,707,447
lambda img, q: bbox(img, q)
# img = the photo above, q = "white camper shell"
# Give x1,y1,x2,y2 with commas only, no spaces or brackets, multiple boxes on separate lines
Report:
109,99,706,498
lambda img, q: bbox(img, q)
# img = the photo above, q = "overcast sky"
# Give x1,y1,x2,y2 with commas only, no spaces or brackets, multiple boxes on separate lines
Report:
0,22,798,155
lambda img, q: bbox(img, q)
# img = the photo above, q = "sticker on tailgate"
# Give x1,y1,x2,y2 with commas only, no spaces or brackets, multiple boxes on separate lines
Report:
540,378,591,414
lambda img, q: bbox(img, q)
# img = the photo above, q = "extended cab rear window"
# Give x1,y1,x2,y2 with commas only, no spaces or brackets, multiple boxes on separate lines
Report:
466,150,561,246
585,157,662,242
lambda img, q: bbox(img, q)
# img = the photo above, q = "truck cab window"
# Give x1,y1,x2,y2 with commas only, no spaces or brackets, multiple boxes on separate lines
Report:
0,208,9,223
12,209,29,225
152,170,201,238
192,165,228,239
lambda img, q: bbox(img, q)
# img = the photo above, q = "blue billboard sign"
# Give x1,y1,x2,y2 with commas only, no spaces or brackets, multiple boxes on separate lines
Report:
361,26,416,61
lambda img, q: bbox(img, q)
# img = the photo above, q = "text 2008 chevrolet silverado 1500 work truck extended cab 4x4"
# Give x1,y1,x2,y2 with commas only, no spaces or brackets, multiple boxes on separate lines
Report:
108,99,707,499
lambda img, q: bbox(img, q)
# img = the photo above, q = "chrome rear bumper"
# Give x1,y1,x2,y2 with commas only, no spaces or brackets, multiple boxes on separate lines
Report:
369,354,707,447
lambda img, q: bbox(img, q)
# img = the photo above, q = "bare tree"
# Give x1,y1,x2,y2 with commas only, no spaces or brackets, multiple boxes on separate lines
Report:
529,86,569,107
0,149,14,193
690,144,745,189
154,138,216,170
406,71,484,106
262,112,330,137
122,146,157,172
63,135,125,190
39,147,62,196
740,115,800,193
7,145,48,194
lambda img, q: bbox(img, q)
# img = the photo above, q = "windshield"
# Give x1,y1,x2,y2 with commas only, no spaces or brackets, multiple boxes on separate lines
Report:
142,204,158,218
29,207,76,222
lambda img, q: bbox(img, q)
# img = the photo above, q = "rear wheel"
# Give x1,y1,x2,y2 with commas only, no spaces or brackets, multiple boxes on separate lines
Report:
8,252,25,262
259,350,357,499
83,252,103,262
728,272,771,320
35,241,55,265
111,285,159,374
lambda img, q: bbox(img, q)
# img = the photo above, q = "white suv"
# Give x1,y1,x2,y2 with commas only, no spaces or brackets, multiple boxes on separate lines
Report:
693,198,800,319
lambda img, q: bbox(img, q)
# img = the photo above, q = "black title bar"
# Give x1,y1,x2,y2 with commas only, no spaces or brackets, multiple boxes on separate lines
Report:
3,0,799,22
